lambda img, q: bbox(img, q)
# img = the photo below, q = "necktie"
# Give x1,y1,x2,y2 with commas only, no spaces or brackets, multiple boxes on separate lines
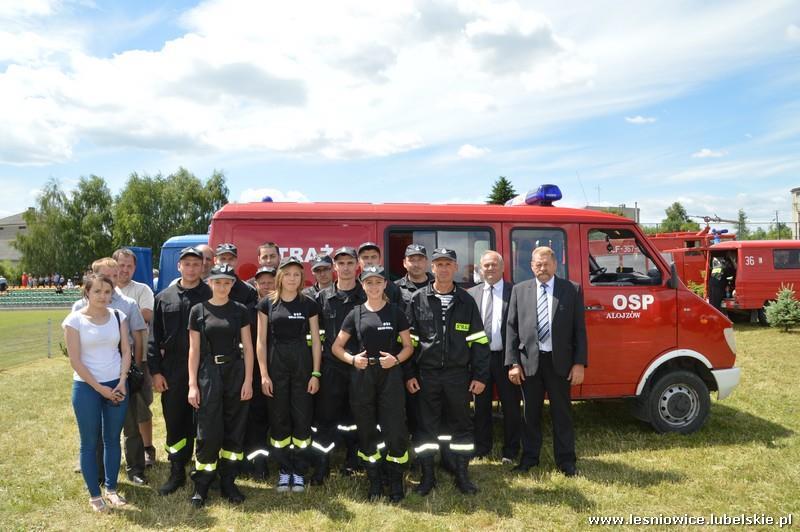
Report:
537,283,550,344
483,284,494,338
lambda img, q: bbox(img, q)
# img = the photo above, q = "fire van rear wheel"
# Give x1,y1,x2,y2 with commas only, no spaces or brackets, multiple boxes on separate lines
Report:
647,370,710,434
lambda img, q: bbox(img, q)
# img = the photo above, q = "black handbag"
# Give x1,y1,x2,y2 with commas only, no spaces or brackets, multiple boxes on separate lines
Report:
113,309,145,394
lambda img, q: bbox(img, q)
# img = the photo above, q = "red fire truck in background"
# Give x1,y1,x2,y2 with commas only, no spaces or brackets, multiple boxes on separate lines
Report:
651,228,736,286
208,185,740,434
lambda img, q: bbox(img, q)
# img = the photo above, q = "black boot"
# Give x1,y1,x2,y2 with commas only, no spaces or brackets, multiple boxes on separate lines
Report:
387,462,405,503
454,455,477,495
341,443,359,476
414,457,436,496
310,453,330,486
219,461,246,504
159,460,186,496
190,470,214,508
365,463,383,501
440,448,457,475
252,456,269,482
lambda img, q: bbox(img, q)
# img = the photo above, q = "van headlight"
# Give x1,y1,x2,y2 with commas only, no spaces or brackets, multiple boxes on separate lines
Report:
723,327,736,355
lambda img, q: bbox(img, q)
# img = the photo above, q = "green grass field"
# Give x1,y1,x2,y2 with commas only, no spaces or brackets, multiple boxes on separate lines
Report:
0,319,798,531
0,309,69,369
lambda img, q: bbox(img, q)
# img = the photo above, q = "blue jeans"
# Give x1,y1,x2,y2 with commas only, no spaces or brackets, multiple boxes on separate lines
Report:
72,379,128,497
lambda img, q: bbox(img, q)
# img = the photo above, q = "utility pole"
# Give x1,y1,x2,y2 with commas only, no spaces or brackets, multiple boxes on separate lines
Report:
775,210,782,240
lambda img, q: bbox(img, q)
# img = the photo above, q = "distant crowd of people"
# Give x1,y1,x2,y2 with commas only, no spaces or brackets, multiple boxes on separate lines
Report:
17,272,76,289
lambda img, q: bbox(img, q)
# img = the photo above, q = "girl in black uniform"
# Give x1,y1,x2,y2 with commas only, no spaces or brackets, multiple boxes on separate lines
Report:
187,264,254,507
256,256,322,493
332,265,414,502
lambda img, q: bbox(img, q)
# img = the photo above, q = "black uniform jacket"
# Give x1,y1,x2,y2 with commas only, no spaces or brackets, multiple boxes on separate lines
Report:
316,282,367,368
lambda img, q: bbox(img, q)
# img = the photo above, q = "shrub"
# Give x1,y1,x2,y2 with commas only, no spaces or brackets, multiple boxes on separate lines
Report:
765,284,800,332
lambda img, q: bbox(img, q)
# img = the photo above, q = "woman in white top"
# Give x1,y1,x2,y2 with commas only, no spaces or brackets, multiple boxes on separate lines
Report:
63,273,131,512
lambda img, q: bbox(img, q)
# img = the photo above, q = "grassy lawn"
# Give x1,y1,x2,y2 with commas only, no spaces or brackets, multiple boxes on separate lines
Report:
0,309,69,370
0,323,797,530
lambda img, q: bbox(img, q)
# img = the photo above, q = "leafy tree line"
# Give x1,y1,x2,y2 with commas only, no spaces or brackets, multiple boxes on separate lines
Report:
641,203,791,240
13,168,228,276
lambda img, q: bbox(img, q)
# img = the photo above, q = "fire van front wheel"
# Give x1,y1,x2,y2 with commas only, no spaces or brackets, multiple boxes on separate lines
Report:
647,371,710,434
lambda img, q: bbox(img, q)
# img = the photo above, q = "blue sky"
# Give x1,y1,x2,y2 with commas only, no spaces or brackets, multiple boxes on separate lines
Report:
1,0,799,231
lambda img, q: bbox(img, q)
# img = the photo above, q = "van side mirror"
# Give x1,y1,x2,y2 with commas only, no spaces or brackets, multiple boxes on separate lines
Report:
666,262,678,289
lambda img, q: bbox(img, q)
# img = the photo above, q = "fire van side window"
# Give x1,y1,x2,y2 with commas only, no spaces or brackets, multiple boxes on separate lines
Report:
773,249,800,269
510,228,567,283
588,228,663,286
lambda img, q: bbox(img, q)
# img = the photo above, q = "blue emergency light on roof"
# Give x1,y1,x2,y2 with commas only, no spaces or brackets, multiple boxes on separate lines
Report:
262,196,273,202
505,184,563,206
711,228,728,244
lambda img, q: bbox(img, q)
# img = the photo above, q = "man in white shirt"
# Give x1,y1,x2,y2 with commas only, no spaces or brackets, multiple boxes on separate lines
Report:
467,250,520,463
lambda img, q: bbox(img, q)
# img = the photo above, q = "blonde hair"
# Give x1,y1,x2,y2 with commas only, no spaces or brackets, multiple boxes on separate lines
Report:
91,257,118,273
271,264,305,304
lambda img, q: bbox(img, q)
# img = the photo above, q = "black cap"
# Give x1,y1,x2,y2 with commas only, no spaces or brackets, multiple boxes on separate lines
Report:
431,248,457,261
254,266,277,278
179,246,203,260
310,254,333,271
359,265,386,282
405,244,427,258
357,241,381,256
207,264,237,281
215,243,238,257
333,246,357,259
279,256,304,269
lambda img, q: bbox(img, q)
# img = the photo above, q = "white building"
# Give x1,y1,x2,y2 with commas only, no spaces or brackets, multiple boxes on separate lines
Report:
792,187,800,240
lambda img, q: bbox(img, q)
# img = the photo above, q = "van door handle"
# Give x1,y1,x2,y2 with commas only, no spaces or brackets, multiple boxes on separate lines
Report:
585,305,604,311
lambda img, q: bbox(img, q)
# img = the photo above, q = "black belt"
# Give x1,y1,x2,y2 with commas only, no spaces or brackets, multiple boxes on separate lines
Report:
490,350,504,355
367,356,381,365
210,354,241,365
539,350,552,356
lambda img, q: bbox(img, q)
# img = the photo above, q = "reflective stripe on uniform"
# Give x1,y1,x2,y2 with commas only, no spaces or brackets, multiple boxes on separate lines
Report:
165,438,187,455
386,451,409,464
409,334,420,347
220,449,243,461
437,435,452,442
376,442,386,450
312,441,335,454
195,460,217,472
413,443,440,454
466,331,489,347
246,449,270,460
358,450,383,463
292,437,311,449
450,443,475,452
271,436,291,449
337,424,358,432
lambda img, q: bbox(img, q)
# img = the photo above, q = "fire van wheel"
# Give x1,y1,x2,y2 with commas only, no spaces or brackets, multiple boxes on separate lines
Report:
647,371,710,434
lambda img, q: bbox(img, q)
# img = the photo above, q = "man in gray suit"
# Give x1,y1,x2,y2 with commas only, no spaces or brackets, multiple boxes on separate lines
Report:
468,250,520,463
505,246,587,476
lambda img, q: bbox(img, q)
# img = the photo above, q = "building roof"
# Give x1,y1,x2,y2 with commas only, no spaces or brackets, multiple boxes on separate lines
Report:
0,212,26,226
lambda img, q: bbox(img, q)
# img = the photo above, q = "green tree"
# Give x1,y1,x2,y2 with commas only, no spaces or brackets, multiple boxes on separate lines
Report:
113,168,229,266
765,285,800,332
661,202,700,232
736,209,750,240
749,226,768,240
766,222,790,240
487,176,516,205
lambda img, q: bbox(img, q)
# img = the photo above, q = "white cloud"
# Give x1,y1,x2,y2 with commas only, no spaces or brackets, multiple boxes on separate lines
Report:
457,144,490,159
625,115,657,124
691,148,727,158
0,0,59,18
787,24,800,41
238,188,310,203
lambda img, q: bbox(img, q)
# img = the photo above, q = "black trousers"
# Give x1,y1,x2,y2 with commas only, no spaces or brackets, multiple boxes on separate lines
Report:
160,357,195,464
243,361,270,462
474,350,522,459
350,364,408,464
520,352,576,468
313,357,357,457
122,388,146,475
414,367,474,457
269,341,313,474
195,358,250,473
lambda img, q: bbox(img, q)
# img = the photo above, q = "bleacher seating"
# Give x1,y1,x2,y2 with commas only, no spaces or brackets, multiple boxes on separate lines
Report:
0,288,83,308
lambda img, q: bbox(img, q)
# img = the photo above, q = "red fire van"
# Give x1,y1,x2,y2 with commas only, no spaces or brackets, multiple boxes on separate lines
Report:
209,187,740,433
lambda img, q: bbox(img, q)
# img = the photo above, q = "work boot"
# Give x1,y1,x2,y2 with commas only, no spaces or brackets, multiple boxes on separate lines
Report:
159,460,186,496
190,470,214,508
310,453,330,486
219,461,246,504
387,462,405,503
365,463,383,501
439,448,457,475
454,455,478,495
341,443,359,476
414,457,436,496
252,456,269,482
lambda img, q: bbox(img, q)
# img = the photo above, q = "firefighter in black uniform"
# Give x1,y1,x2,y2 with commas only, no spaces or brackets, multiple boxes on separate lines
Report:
395,244,433,304
406,248,490,495
149,247,212,496
333,266,414,502
187,264,254,507
357,242,403,305
256,257,322,492
302,254,334,299
311,246,366,484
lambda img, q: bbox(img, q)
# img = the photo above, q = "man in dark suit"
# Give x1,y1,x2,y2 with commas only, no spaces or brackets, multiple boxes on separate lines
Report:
505,246,587,476
468,250,520,463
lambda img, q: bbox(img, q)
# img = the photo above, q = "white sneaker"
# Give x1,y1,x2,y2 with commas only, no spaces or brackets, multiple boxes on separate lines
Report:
291,474,305,492
277,472,291,492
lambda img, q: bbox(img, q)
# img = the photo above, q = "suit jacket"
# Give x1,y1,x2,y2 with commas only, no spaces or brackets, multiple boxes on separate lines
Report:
468,280,513,351
505,276,588,378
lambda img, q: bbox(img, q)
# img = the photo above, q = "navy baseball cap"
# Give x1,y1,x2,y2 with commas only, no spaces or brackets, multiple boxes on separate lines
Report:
207,264,237,281
333,246,357,259
310,254,333,271
215,243,238,257
254,266,277,278
359,265,386,282
179,246,203,260
279,256,304,269
431,248,457,262
357,241,381,256
405,244,427,258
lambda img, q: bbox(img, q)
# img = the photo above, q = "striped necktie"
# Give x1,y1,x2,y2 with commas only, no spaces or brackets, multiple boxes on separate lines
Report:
483,284,493,338
537,283,550,344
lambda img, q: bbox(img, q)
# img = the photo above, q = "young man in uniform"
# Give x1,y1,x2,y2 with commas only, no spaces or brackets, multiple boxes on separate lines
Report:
357,242,402,305
302,254,334,299
395,244,433,304
149,247,212,496
253,266,277,300
311,246,366,484
406,248,490,495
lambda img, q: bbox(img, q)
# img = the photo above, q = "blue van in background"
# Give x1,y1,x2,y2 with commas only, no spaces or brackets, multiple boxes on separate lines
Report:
127,246,154,288
156,234,208,292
